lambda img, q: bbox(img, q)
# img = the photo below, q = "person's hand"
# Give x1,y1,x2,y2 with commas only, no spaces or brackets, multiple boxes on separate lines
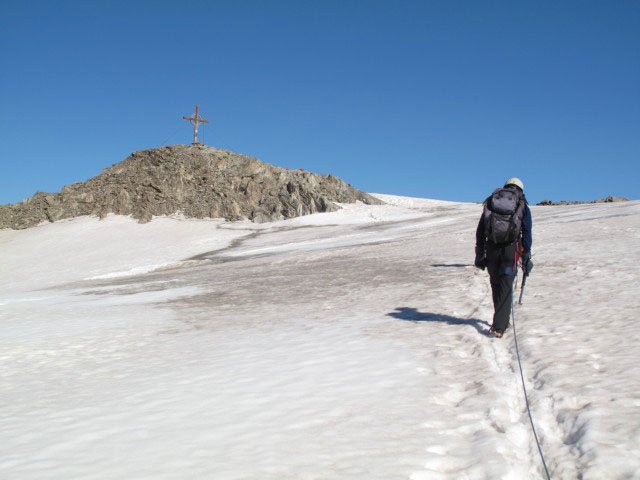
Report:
475,254,486,270
522,251,533,276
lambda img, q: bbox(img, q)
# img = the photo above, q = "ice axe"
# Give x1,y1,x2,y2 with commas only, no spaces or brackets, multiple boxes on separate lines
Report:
518,271,528,305
518,257,533,304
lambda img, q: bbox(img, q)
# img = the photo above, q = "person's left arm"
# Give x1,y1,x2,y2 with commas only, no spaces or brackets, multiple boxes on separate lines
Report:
521,205,532,253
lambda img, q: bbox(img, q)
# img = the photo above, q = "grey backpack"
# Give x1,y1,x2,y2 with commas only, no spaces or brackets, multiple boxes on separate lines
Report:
483,188,525,245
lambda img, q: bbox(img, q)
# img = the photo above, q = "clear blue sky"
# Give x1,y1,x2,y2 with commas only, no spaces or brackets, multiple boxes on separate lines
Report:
1,0,638,205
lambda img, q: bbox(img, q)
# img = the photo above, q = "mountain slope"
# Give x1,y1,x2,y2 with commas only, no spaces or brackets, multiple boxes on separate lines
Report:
1,196,639,479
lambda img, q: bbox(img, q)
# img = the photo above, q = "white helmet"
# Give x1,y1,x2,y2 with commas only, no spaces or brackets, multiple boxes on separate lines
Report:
504,177,524,191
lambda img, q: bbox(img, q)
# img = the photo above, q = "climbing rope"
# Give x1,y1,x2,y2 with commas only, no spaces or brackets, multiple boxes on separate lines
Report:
511,292,552,480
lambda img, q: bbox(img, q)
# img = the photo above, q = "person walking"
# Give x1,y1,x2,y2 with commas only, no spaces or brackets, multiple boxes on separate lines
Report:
475,178,533,338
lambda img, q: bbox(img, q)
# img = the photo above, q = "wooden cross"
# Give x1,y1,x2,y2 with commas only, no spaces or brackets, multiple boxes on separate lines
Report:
183,105,209,144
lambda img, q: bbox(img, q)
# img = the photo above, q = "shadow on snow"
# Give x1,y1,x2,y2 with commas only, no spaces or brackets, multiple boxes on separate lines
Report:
387,307,491,336
431,263,473,268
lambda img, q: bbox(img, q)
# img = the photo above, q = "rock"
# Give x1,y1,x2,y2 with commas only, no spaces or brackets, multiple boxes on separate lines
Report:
0,144,383,230
595,196,629,203
536,196,629,206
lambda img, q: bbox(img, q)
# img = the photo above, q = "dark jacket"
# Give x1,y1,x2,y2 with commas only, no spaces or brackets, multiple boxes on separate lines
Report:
475,189,532,257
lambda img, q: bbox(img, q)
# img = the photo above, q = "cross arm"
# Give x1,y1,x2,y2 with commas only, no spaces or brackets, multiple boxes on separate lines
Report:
183,116,210,123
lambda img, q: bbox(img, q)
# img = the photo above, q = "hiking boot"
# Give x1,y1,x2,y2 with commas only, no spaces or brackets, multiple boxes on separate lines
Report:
495,330,504,338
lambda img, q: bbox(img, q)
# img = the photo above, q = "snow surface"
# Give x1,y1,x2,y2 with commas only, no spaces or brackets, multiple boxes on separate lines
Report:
1,196,639,479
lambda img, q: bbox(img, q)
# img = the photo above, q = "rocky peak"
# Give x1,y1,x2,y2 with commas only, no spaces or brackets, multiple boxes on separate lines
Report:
0,144,383,229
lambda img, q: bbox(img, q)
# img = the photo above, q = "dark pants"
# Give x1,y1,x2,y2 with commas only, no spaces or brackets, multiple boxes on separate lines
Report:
486,242,517,332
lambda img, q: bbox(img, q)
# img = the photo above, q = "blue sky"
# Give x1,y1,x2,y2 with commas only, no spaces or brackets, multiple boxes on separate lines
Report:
1,0,638,205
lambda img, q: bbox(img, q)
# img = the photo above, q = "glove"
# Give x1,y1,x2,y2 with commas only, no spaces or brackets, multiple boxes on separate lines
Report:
522,251,533,276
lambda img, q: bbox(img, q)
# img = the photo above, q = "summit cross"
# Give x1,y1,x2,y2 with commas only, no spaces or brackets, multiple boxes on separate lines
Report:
183,105,209,144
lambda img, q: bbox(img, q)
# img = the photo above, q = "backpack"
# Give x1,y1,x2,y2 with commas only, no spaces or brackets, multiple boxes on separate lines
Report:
483,187,525,245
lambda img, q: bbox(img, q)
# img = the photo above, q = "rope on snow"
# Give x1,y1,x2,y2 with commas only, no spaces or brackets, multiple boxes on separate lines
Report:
511,292,552,480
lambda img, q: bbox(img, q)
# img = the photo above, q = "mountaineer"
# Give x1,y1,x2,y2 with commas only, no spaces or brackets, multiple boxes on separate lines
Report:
475,178,533,338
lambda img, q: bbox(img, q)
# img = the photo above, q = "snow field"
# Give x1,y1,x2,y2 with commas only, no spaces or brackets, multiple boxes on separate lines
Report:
0,214,248,294
512,202,640,479
1,196,639,479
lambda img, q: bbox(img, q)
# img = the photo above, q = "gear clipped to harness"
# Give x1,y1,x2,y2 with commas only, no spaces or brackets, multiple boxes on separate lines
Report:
483,187,525,245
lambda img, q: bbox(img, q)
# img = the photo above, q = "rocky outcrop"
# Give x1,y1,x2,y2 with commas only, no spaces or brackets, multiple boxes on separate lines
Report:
537,196,629,206
0,144,383,229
